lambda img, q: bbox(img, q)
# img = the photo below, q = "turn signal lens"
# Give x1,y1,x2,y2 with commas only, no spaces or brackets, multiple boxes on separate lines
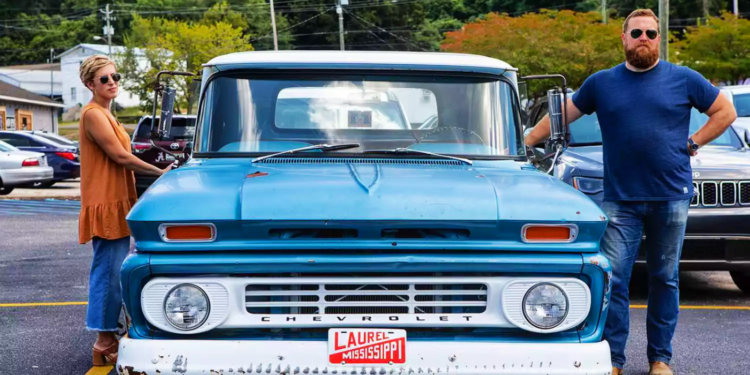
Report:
522,225,577,243
22,158,40,167
55,152,76,161
160,224,216,242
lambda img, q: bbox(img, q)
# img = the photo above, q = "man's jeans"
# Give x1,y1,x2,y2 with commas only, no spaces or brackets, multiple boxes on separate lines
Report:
600,199,690,369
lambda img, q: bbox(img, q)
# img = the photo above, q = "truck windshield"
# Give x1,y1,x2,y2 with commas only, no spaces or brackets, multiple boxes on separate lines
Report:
197,73,522,157
569,108,743,148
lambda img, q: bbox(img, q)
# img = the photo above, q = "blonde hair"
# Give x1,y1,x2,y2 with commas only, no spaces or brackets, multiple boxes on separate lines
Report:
79,54,116,88
623,9,659,32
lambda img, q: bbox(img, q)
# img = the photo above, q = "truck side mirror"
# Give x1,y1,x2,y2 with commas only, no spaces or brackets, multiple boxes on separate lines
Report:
546,88,566,147
158,86,177,139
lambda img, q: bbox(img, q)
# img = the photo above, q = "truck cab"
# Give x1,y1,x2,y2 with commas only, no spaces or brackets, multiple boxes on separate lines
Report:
117,51,613,375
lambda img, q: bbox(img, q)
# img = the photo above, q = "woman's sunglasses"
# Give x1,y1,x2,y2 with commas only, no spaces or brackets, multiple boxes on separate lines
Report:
99,73,121,84
630,29,658,40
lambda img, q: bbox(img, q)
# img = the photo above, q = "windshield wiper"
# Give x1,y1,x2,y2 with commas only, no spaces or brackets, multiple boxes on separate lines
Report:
363,148,473,165
251,143,361,163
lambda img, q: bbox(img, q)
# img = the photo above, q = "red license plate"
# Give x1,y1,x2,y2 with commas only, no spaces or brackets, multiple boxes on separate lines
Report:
328,329,406,365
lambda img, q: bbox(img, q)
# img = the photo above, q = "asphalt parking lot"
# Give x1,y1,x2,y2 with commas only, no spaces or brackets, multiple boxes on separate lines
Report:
0,200,748,375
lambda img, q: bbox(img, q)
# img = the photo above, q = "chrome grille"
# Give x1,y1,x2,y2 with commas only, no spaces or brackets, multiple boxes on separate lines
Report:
701,181,718,206
245,281,488,315
741,182,750,205
721,182,736,206
691,181,699,206
692,180,750,207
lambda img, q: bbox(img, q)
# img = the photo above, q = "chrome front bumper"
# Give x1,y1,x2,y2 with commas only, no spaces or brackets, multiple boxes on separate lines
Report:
116,338,612,375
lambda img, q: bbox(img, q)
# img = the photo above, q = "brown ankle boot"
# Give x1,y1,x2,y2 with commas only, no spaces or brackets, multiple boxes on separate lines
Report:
649,361,673,375
612,367,623,375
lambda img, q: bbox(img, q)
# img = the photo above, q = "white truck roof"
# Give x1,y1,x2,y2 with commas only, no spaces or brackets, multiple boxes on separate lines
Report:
205,51,516,73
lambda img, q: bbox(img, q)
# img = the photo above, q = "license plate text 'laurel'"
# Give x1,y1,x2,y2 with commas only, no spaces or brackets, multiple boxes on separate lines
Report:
328,329,407,364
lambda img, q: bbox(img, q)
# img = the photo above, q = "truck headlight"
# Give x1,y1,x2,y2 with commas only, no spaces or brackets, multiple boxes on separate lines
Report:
573,176,603,194
164,284,210,331
522,283,568,329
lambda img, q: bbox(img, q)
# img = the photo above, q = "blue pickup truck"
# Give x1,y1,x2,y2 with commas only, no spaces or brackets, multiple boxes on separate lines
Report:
116,51,613,374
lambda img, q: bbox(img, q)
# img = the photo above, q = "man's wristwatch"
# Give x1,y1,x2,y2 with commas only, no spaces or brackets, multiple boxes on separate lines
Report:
688,137,699,152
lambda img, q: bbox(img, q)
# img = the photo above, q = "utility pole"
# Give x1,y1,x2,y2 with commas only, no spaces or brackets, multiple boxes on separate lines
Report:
49,48,56,134
100,4,115,114
602,0,608,24
270,0,278,50
702,0,709,23
659,0,669,62
49,48,54,102
337,0,347,50
734,0,738,16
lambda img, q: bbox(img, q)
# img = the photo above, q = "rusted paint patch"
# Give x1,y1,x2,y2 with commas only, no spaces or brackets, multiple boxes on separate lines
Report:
121,366,149,375
247,171,269,178
172,355,188,373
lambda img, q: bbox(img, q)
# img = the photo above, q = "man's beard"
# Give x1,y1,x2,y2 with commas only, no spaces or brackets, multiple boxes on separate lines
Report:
625,44,659,69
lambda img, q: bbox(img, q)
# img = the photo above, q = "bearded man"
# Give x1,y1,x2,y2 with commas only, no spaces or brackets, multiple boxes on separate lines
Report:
524,8,736,375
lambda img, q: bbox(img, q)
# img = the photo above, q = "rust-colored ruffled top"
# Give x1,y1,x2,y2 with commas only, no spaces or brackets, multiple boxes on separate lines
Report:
78,103,137,244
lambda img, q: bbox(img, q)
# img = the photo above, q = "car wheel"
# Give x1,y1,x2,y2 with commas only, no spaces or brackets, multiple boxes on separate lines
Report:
0,186,13,195
730,271,750,294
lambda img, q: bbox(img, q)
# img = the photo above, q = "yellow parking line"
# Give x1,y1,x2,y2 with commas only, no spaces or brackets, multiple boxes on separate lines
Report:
0,301,88,307
631,304,750,310
84,365,113,375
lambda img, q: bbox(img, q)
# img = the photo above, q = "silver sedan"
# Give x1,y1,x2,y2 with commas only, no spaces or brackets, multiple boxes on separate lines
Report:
0,140,54,195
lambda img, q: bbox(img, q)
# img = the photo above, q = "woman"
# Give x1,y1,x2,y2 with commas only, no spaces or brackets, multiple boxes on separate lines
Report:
78,54,172,366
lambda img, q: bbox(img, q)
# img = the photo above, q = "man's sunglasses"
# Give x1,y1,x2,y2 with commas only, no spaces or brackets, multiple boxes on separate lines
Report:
630,29,658,40
99,73,121,84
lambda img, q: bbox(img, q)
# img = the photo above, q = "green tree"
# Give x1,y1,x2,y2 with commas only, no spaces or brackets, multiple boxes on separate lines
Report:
441,10,624,98
671,12,750,84
118,12,251,113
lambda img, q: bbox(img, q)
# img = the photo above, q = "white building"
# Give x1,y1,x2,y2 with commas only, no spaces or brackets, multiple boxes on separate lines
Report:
57,43,147,110
0,63,62,100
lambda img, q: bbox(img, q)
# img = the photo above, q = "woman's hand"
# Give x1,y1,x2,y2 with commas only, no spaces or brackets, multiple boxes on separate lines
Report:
161,163,175,175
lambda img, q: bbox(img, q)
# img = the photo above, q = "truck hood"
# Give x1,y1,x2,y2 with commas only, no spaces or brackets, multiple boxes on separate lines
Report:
565,145,750,179
127,158,606,252
130,158,603,222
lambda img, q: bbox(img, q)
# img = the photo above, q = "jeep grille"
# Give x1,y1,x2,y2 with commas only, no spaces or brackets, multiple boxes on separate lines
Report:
692,180,750,207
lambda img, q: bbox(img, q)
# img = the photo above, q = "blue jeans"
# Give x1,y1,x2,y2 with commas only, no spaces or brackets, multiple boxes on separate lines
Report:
600,199,690,369
85,236,131,332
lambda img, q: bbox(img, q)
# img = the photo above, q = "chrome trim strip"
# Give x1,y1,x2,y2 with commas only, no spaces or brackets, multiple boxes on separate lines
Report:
720,181,737,206
158,223,217,243
740,182,750,206
701,181,718,207
520,224,578,243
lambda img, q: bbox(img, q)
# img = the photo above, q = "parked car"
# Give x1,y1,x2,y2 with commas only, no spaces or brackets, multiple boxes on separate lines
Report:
0,131,80,187
0,140,54,195
719,85,750,136
130,115,196,196
21,130,79,150
115,51,614,374
524,96,750,293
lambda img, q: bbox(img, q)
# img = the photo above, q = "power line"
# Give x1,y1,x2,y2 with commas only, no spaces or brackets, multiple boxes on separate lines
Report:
250,6,336,41
348,16,398,50
344,9,428,51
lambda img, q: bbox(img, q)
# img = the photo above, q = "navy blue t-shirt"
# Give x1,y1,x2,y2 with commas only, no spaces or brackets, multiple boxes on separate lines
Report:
571,61,720,201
